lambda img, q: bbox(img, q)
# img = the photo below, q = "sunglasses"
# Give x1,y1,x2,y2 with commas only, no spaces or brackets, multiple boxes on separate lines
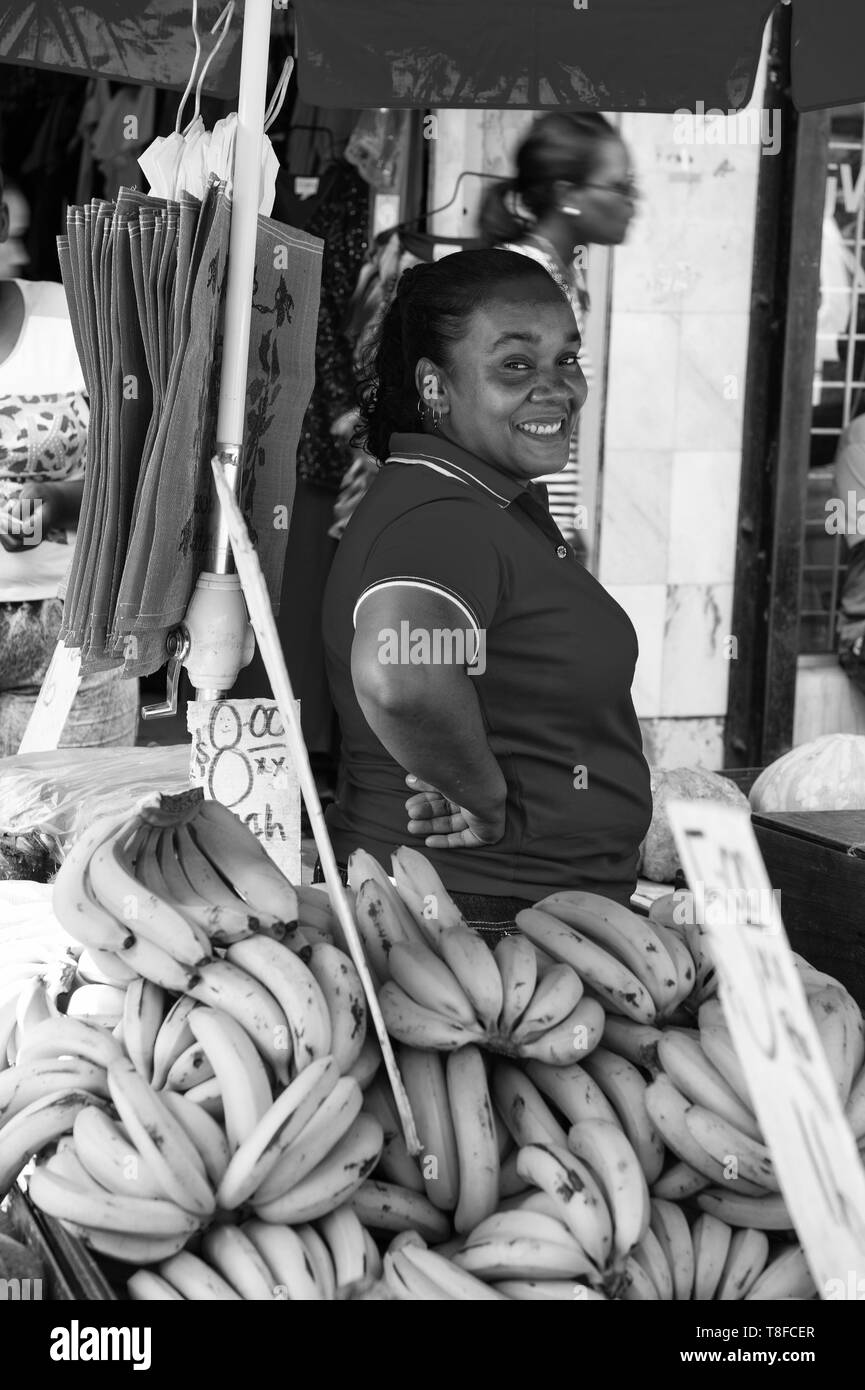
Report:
583,178,640,201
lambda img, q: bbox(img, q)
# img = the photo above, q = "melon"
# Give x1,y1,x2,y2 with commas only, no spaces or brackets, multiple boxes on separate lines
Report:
637,766,750,884
749,734,865,814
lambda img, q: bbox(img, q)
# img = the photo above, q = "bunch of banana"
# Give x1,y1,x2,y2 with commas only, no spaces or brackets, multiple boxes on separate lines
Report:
0,901,83,1067
517,891,696,1025
382,1229,510,1300
620,1199,816,1300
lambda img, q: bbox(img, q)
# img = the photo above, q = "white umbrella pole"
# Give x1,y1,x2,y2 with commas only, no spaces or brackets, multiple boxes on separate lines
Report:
208,0,272,578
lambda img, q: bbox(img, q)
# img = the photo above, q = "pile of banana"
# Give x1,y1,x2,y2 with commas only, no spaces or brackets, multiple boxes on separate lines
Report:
0,893,82,1067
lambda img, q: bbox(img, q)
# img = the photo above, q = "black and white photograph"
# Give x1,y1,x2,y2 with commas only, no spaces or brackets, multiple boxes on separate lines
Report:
0,0,864,1349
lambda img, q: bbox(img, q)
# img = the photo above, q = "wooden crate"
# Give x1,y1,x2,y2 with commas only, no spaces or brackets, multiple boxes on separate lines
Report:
751,810,865,1010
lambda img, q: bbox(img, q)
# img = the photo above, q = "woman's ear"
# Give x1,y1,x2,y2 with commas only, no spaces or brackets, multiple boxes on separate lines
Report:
553,179,583,217
415,358,444,406
0,199,9,246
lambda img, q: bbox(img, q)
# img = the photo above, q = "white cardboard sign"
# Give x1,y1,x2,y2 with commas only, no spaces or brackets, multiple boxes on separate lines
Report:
187,698,301,884
667,798,865,1299
17,643,82,755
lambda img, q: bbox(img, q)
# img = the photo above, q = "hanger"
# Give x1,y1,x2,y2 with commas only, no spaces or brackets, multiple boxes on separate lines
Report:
383,170,509,241
264,56,294,133
175,0,235,136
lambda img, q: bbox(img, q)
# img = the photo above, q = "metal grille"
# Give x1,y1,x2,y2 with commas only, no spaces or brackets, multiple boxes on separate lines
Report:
801,105,865,653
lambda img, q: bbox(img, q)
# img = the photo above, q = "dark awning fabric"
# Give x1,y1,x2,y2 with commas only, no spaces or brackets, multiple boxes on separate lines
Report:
292,0,865,114
0,0,244,96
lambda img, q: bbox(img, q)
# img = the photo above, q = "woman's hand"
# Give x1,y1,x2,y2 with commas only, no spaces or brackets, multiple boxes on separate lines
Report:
405,775,506,849
0,483,56,553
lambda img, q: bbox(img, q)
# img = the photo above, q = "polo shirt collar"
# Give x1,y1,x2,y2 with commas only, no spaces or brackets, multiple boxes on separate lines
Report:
387,432,527,506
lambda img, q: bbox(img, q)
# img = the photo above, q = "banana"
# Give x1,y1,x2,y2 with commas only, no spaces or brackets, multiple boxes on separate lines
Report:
201,1223,277,1299
72,1105,166,1198
226,935,331,1075
582,1047,666,1185
387,940,479,1028
127,1270,186,1299
347,1178,452,1243
242,1220,323,1300
188,799,298,922
698,1021,757,1112
318,1205,369,1292
620,1254,660,1299
353,879,404,983
150,995,198,1090
379,980,486,1051
51,814,135,952
649,1197,694,1301
390,844,465,944
494,934,538,1036
77,1228,191,1265
515,908,657,1024
400,1242,508,1300
27,1164,202,1237
297,1223,337,1300
164,1042,216,1093
454,1235,595,1282
0,993,20,1072
657,1030,762,1140
121,977,164,1084
446,1044,500,1234
156,1250,242,1300
398,1045,460,1212
645,1073,734,1185
437,926,503,1032
807,984,865,1105
346,848,427,944
690,1211,734,1301
251,1113,384,1225
646,920,696,1013
346,1036,381,1092
465,1209,592,1259
632,1226,674,1300
119,938,200,995
300,942,367,1075
0,1057,109,1123
76,948,138,987
683,919,719,1002
384,1245,453,1300
106,1056,215,1217
695,1188,793,1231
87,826,211,969
362,1076,425,1192
250,1077,365,1207
491,1059,570,1149
187,959,292,1086
188,1006,274,1153
510,964,584,1045
651,1160,711,1202
66,983,127,1030
745,1244,816,1301
15,1015,123,1071
538,891,679,1013
715,1227,771,1300
499,1188,586,1228
515,1142,613,1272
361,1225,385,1287
170,822,269,941
183,1078,224,1119
567,1118,650,1261
684,1105,779,1191
494,1279,606,1300
44,1143,108,1192
516,997,605,1066
15,975,52,1041
159,1090,231,1187
524,1059,618,1128
133,827,216,956
217,1056,340,1209
846,1062,865,1140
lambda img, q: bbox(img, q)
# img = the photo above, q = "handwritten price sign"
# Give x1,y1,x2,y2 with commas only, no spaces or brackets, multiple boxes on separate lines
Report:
667,798,865,1299
187,698,301,883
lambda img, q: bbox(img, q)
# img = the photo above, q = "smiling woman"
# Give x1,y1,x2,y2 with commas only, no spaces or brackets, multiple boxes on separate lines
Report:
321,250,652,936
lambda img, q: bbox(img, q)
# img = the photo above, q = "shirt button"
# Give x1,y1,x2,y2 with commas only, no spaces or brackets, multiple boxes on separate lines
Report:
556,544,568,559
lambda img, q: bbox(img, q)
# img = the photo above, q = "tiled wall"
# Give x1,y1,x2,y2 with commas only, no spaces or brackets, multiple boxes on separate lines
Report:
599,94,767,770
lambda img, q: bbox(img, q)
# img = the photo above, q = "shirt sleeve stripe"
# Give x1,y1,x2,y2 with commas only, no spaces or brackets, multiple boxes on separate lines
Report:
352,579,483,652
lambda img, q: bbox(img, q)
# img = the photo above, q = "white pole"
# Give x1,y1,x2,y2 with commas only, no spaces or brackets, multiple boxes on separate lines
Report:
210,0,272,573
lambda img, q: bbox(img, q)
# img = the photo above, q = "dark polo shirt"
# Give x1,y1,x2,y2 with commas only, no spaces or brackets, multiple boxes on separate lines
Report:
322,432,652,905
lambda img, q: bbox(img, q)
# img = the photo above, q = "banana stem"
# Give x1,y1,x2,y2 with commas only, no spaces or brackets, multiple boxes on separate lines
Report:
210,459,422,1154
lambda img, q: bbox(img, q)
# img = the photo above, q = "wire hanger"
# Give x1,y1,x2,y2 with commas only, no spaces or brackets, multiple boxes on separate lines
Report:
175,0,235,135
380,170,509,244
282,123,338,167
264,56,294,133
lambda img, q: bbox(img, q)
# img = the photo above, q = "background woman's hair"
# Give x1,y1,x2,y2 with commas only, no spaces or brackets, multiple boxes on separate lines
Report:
354,248,558,463
479,112,620,245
